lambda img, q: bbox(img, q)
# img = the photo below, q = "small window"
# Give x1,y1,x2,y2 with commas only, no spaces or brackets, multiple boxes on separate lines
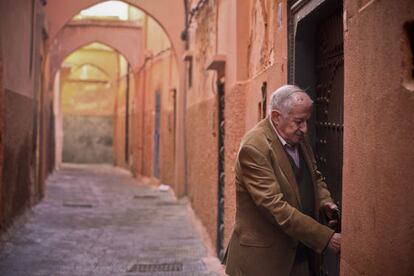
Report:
258,82,268,121
261,82,267,118
402,21,414,91
188,60,193,88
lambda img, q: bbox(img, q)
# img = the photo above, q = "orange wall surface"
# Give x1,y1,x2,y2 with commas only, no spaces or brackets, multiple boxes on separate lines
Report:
185,0,289,249
0,0,52,230
342,0,414,275
186,0,220,247
114,72,128,168
127,15,178,188
59,47,120,127
61,46,121,164
131,52,177,185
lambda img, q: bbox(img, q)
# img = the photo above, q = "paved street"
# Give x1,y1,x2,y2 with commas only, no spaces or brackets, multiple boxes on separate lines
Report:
0,165,223,276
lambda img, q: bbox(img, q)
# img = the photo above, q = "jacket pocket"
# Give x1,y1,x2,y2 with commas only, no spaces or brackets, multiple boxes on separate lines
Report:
238,232,275,247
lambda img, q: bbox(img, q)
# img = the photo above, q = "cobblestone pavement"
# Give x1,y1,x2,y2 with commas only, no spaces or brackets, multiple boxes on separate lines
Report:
0,164,224,276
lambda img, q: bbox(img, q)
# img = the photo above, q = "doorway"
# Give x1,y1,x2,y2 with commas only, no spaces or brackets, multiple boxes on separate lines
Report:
216,79,225,259
153,91,161,178
289,0,343,275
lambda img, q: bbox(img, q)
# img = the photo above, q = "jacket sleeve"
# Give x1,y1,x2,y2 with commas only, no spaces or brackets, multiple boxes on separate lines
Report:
302,138,334,209
314,169,334,209
238,144,334,253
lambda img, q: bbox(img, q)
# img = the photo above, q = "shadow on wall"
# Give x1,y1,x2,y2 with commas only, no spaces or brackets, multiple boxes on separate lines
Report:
1,135,32,228
62,115,113,164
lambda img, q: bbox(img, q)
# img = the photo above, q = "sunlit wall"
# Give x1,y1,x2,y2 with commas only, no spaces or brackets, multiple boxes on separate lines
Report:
60,43,127,164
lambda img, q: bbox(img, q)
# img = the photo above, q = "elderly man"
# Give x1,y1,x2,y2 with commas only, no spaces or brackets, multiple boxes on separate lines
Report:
223,85,341,276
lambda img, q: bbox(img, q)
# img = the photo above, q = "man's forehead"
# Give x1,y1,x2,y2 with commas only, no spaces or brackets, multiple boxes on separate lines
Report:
289,104,312,117
293,92,311,103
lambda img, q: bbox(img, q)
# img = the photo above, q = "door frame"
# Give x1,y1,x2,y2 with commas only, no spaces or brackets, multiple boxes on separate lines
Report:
288,1,343,275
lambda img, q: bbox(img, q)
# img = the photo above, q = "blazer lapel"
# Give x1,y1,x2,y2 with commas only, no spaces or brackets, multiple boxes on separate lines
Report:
299,141,316,180
300,140,320,219
263,118,302,208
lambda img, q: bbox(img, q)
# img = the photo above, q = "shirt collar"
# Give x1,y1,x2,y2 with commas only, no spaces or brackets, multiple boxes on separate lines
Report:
269,116,288,147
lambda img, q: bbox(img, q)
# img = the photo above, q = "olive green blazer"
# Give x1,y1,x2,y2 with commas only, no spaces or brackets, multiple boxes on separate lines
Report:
224,117,334,276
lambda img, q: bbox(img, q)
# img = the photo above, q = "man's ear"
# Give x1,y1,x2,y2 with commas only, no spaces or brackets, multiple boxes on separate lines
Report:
271,109,282,125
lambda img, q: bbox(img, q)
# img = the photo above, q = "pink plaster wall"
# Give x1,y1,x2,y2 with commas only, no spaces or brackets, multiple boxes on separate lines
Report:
129,49,177,188
44,0,185,69
186,0,218,108
50,21,143,79
61,48,120,116
0,0,52,231
114,73,128,168
223,82,246,246
0,0,35,97
186,0,220,246
186,0,289,251
223,0,288,246
342,0,414,275
186,97,219,247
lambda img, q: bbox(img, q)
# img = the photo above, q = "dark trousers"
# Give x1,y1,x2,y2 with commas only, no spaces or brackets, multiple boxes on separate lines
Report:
291,243,316,276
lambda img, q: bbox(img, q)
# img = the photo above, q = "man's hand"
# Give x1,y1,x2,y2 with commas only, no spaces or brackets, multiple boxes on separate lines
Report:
323,202,340,229
327,233,341,254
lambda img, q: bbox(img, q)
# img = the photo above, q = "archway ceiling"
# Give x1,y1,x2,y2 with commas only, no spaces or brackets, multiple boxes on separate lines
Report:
65,52,119,79
50,21,143,78
45,0,185,59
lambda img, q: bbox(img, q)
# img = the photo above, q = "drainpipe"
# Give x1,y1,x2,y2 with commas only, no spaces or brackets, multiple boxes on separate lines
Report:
125,64,130,164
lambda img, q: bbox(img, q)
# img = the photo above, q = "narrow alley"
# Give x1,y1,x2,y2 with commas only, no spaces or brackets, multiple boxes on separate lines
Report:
0,165,222,275
1,0,413,275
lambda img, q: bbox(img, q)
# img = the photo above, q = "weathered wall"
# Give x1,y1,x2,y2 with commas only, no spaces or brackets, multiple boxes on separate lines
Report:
149,53,176,186
114,64,128,169
186,0,287,249
0,0,51,231
222,1,288,247
144,17,176,187
62,116,113,163
187,2,414,272
186,0,220,247
128,15,177,188
50,21,143,80
341,1,414,275
131,52,176,183
44,0,185,63
45,0,188,199
61,45,119,164
185,0,288,250
2,91,34,227
1,0,34,98
186,96,219,247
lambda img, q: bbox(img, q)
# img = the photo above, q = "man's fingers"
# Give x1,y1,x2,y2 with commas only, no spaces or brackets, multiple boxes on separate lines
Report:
328,233,341,254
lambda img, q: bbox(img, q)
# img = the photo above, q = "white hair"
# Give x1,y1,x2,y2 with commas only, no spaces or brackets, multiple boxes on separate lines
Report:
269,85,313,116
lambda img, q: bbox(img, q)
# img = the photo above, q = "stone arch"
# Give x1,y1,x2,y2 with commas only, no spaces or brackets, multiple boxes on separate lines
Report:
50,22,143,80
46,0,188,193
71,63,111,78
45,0,185,60
70,64,112,83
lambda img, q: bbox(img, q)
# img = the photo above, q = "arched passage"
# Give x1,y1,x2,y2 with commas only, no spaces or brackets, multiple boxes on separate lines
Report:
50,21,143,80
47,0,187,195
56,42,132,165
45,0,185,60
71,63,112,80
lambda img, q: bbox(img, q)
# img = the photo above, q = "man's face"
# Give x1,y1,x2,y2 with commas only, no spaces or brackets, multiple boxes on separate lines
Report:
272,96,312,145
